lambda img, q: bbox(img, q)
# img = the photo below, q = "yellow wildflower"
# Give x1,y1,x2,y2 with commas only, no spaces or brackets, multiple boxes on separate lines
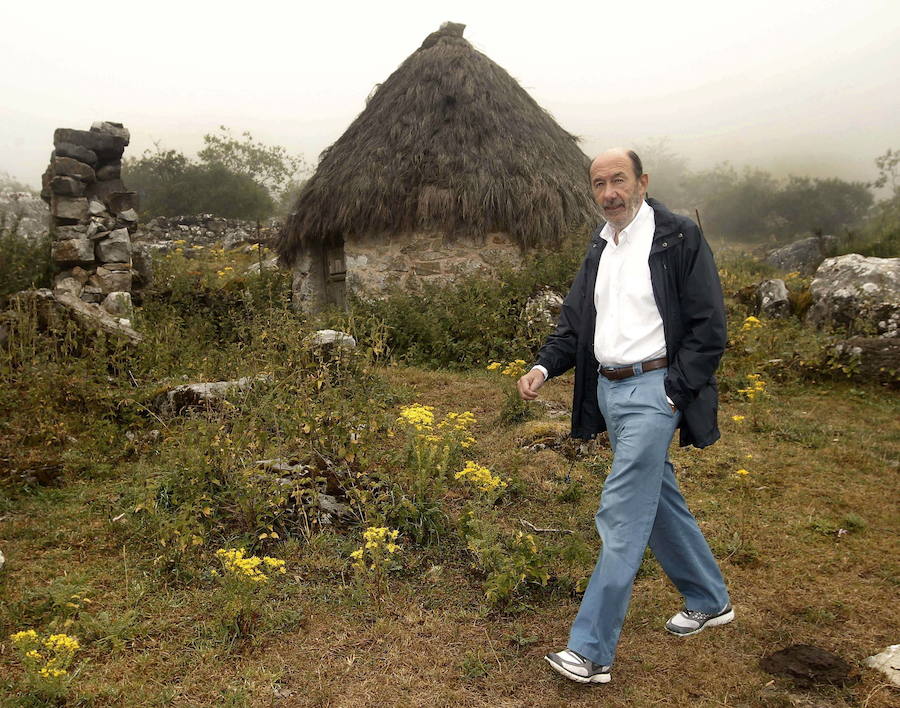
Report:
455,460,508,493
486,362,501,371
741,316,763,332
736,468,750,475
10,630,38,645
732,415,745,422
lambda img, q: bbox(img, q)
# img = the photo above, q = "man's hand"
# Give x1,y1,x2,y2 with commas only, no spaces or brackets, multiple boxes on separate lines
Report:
517,368,546,401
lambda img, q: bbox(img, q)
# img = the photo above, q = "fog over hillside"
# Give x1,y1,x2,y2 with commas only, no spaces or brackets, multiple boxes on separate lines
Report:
2,0,898,189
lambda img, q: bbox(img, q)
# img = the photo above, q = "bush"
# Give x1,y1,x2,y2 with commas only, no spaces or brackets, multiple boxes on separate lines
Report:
341,238,585,369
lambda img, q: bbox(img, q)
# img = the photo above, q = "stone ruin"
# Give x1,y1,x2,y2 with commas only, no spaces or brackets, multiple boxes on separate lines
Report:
40,122,137,319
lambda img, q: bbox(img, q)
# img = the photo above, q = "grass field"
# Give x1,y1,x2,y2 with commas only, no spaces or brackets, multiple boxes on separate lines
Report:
1,250,898,707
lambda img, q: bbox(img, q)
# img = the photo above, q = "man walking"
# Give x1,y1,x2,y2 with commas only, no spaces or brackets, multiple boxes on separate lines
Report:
517,148,732,685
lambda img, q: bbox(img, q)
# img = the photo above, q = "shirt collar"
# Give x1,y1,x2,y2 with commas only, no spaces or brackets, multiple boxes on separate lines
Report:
600,199,651,245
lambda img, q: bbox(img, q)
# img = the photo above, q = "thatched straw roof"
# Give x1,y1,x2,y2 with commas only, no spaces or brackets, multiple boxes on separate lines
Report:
278,22,598,264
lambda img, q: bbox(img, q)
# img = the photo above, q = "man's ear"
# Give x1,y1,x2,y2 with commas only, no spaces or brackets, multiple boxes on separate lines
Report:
639,173,649,193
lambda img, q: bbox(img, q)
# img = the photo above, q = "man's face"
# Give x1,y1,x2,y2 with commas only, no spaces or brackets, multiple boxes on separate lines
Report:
590,153,649,231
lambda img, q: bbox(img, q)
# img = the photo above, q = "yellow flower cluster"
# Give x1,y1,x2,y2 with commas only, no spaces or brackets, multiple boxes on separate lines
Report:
10,630,80,679
737,373,767,400
735,468,750,476
363,526,401,553
398,405,476,448
214,548,287,584
487,359,528,377
732,415,746,422
455,460,508,493
350,527,401,571
397,404,435,431
741,316,763,332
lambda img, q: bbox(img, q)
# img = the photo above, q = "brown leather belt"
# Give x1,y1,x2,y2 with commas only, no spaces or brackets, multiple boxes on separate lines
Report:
598,357,668,380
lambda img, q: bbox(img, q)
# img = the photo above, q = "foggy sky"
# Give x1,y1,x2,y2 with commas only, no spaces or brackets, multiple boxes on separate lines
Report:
2,0,899,190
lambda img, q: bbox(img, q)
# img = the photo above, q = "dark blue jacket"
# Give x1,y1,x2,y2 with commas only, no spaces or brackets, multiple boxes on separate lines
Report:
535,198,726,448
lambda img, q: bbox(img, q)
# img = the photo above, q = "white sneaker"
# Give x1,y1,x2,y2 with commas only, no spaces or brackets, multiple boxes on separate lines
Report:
665,603,735,636
544,649,611,684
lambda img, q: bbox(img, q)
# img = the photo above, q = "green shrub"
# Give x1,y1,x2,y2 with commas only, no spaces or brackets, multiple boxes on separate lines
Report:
342,238,585,369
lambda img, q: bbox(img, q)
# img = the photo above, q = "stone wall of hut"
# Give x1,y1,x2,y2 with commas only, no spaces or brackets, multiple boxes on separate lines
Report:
290,231,524,312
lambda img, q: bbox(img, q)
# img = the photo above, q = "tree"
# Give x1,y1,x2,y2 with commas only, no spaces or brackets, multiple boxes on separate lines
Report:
123,129,306,219
198,126,307,196
874,148,899,192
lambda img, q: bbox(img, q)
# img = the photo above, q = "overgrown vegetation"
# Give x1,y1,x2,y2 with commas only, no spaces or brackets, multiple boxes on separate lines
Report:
1,233,897,705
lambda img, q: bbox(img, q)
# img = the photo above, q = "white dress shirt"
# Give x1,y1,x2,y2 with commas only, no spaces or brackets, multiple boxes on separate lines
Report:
593,199,666,366
533,199,667,386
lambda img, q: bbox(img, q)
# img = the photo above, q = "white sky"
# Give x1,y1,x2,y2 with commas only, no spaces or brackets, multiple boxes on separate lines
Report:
2,0,899,189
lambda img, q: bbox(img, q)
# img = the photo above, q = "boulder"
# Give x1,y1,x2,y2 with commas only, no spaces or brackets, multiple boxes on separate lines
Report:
53,224,87,240
51,196,88,222
95,161,122,181
53,276,83,298
807,254,899,336
8,289,141,343
766,235,837,276
101,291,133,318
831,337,900,383
95,228,132,263
131,243,155,290
304,329,357,349
86,178,126,203
50,176,86,197
57,266,91,285
118,208,138,224
154,374,271,415
89,266,132,294
524,288,564,336
90,121,130,144
53,142,98,166
54,128,126,161
865,645,900,687
107,191,138,214
756,279,791,318
246,256,280,275
88,200,106,216
52,237,95,266
80,285,104,304
52,156,96,182
40,167,53,203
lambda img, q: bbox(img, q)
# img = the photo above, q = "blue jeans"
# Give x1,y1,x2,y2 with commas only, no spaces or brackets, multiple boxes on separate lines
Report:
568,367,729,666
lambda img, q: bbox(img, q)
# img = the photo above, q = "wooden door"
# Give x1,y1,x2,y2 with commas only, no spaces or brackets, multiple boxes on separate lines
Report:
323,236,346,308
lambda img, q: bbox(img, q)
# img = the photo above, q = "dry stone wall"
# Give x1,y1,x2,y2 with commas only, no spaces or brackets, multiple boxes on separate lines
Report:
343,231,523,294
41,122,137,313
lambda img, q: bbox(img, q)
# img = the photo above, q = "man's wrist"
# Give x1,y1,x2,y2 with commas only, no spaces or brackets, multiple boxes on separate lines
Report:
531,365,548,382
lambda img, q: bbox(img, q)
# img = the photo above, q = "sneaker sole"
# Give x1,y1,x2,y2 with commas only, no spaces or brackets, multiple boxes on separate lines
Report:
544,655,611,684
666,608,735,637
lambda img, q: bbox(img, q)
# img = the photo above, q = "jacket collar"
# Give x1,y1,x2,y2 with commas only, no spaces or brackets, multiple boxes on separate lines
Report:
589,197,682,250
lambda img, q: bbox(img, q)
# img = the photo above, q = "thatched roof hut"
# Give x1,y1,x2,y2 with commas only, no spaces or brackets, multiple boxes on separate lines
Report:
278,22,598,311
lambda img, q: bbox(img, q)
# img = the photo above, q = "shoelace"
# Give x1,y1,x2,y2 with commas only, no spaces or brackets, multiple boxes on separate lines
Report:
682,609,713,621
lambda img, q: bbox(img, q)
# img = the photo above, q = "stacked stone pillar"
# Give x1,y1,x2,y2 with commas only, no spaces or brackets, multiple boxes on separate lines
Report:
41,121,138,317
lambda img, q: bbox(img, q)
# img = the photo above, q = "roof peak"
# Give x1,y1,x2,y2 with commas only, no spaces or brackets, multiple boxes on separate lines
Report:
419,21,466,50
